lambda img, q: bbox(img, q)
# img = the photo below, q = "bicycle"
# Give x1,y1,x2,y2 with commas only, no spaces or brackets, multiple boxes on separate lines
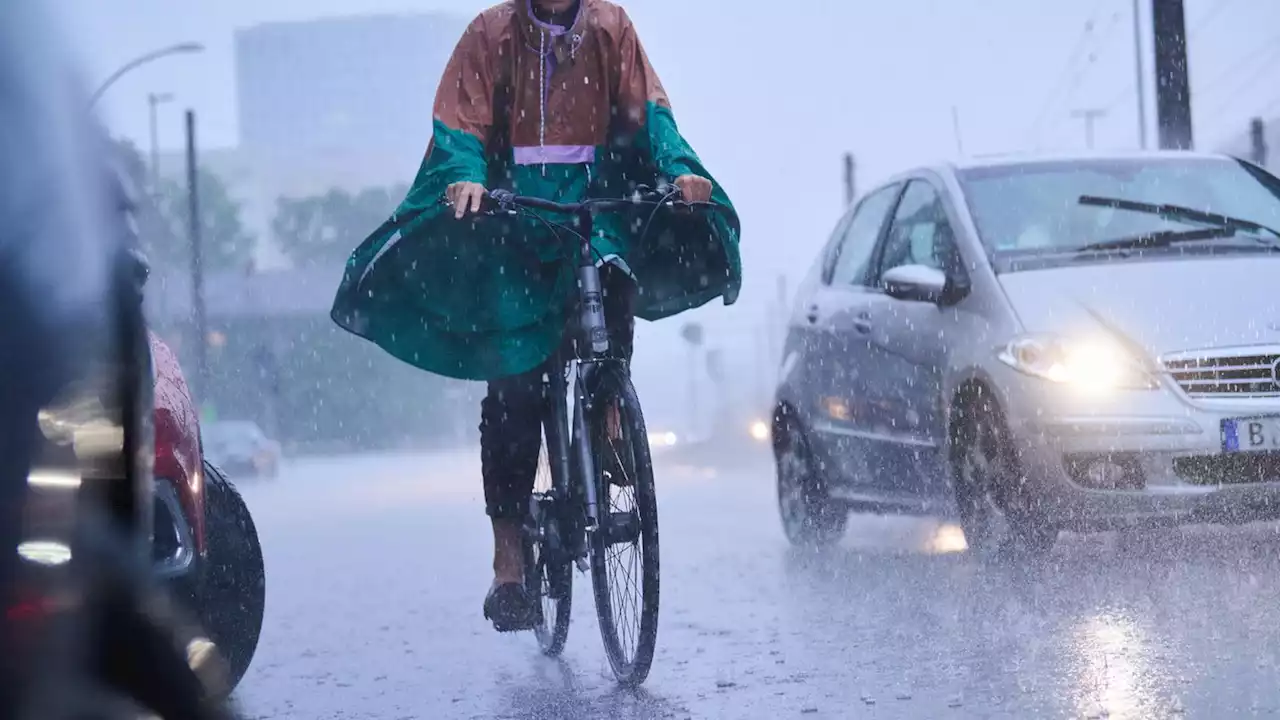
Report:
479,184,724,686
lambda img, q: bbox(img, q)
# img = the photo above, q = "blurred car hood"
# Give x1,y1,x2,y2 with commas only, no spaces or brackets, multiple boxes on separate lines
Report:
998,256,1280,356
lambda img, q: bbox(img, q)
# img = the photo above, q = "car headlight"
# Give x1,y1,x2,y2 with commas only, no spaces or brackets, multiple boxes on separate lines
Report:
748,420,770,443
647,431,678,447
997,335,1158,392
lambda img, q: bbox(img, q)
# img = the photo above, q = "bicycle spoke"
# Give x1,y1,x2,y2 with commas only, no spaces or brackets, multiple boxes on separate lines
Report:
526,420,571,656
599,422,645,663
587,370,658,685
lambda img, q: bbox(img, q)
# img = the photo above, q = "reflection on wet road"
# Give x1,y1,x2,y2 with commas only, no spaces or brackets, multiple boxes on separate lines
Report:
233,450,1280,718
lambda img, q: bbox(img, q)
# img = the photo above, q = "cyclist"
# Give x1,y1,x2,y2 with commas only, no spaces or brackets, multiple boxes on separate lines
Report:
331,0,741,632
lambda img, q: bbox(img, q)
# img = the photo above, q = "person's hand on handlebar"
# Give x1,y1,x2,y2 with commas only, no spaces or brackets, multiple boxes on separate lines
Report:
673,174,712,203
446,181,486,219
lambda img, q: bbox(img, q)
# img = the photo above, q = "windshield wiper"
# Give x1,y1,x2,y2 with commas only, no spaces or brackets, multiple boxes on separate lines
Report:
1079,195,1280,239
1075,225,1280,253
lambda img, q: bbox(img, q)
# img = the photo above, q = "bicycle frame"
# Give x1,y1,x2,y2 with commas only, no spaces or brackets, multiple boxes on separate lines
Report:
543,205,610,560
484,186,696,566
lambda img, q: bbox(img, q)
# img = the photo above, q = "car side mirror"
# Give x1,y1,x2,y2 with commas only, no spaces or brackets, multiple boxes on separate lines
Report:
882,264,949,304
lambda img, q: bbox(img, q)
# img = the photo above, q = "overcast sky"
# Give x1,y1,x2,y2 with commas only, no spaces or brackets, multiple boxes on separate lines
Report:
50,0,1280,420
54,0,1280,292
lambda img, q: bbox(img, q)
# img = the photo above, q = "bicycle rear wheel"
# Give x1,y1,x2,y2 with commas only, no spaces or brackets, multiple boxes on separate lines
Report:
522,422,572,656
587,365,659,686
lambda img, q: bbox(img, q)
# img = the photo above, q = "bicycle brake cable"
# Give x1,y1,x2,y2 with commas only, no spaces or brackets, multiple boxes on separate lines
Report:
516,205,608,264
637,187,684,250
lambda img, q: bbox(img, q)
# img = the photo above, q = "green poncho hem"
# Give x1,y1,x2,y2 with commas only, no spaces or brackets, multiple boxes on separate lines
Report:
331,101,740,381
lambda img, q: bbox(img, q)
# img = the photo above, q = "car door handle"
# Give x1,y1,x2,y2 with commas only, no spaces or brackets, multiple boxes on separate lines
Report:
852,312,873,334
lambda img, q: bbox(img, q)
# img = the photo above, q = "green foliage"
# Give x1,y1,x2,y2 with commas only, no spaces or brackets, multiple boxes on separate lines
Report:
113,139,255,273
272,184,408,268
150,314,478,453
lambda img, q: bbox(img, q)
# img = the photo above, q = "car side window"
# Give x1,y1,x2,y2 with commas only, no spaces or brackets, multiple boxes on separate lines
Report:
874,180,958,280
818,211,856,283
829,184,900,287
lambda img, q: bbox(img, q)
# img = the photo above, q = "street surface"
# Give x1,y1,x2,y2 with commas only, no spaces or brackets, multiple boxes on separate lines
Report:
232,448,1280,719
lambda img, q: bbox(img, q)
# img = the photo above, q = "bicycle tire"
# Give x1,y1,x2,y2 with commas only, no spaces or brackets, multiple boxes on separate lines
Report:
523,422,572,656
586,364,659,686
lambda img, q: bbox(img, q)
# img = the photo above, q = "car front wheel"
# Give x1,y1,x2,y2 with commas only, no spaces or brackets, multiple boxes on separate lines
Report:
951,389,1057,560
775,419,848,547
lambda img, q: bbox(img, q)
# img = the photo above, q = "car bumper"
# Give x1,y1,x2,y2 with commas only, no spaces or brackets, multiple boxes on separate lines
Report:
995,365,1280,530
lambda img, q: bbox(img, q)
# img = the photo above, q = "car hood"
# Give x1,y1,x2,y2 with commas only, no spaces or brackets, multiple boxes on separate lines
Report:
997,256,1280,357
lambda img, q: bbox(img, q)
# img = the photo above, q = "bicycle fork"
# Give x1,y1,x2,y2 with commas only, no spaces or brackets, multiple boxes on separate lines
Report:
571,225,607,568
543,360,601,574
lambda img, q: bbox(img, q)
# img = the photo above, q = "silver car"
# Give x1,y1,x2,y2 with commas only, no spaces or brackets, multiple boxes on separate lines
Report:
770,151,1280,556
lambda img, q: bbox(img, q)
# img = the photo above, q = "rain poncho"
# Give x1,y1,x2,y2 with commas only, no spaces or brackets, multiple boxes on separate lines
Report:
330,0,740,381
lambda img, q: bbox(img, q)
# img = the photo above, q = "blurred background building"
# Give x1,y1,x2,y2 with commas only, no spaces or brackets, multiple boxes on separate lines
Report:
142,12,478,455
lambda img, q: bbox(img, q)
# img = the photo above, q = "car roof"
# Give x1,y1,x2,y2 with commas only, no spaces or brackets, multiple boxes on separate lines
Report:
870,150,1239,189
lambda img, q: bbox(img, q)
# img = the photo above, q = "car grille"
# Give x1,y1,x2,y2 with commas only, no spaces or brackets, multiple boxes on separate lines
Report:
1161,347,1280,398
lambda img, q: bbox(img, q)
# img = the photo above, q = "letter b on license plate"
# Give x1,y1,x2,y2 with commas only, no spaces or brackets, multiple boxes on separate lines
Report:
1223,417,1280,452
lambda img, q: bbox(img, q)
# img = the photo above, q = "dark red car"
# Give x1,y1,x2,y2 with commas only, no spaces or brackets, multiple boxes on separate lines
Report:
149,329,265,693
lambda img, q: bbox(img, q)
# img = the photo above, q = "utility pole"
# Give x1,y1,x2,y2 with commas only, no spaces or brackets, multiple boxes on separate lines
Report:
1153,0,1193,149
842,152,857,206
1250,117,1268,167
147,92,173,193
680,322,704,440
951,105,966,155
1132,0,1149,149
185,109,209,405
1071,108,1108,149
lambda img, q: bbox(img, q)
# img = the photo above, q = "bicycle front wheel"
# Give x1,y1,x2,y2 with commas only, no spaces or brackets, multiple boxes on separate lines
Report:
587,365,659,686
523,423,572,656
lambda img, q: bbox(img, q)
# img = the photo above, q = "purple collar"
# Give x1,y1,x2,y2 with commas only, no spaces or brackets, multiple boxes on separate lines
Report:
525,0,581,36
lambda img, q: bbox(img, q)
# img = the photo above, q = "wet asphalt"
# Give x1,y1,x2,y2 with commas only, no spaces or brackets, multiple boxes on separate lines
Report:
230,447,1280,719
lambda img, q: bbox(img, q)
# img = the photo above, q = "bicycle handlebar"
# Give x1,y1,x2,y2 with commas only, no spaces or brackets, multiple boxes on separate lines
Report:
483,183,695,216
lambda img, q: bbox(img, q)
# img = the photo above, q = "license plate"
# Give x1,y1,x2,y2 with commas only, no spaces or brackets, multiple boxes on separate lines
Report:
1222,417,1280,452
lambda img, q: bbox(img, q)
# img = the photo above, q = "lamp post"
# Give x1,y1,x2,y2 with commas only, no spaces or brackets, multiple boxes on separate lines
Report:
88,42,205,108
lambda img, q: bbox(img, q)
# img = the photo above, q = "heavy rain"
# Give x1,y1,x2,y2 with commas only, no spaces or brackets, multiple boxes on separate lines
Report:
23,0,1280,717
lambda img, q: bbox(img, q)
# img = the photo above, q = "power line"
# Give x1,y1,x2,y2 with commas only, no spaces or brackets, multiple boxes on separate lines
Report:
1063,8,1128,100
1205,42,1280,119
1207,94,1280,152
1106,27,1278,119
1240,92,1280,126
1101,81,1136,114
1195,34,1280,102
1026,0,1113,147
1189,0,1240,37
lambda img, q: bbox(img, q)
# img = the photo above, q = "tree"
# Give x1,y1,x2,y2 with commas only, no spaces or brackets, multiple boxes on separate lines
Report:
273,184,406,268
112,139,255,274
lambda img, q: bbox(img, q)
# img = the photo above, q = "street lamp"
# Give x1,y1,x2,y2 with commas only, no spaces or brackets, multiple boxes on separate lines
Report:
88,42,205,108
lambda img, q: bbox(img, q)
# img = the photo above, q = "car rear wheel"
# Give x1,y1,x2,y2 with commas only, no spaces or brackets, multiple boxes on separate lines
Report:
951,389,1057,560
775,419,847,547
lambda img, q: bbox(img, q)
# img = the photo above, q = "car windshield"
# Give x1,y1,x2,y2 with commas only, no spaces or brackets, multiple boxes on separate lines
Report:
958,157,1280,267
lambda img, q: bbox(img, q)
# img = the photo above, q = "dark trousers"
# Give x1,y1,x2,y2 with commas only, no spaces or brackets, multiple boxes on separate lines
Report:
480,267,636,520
